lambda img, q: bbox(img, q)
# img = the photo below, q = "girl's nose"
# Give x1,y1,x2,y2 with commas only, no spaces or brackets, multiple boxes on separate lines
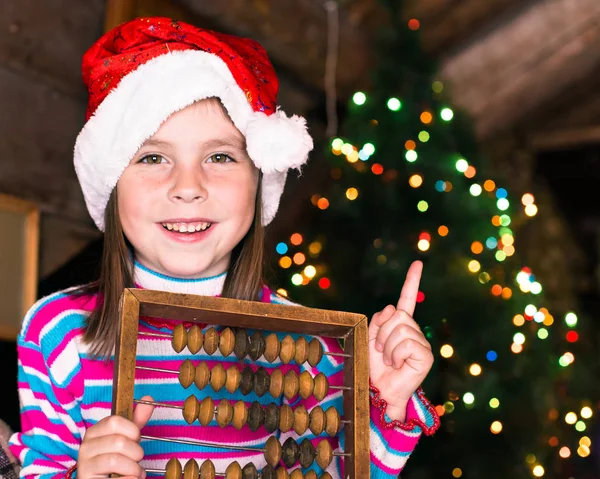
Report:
168,167,208,203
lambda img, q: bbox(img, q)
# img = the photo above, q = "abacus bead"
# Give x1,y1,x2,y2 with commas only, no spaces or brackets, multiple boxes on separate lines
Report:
248,331,266,361
241,463,258,479
283,370,299,400
289,470,303,479
240,366,255,396
184,459,200,479
279,335,295,364
254,367,270,397
204,327,219,355
315,440,333,469
304,471,318,479
264,436,283,467
293,405,309,436
188,324,203,354
269,368,284,398
210,363,226,392
294,337,309,364
183,395,200,424
309,406,325,436
232,400,248,430
275,467,290,479
308,339,323,367
299,438,316,468
216,399,233,428
264,403,280,433
312,373,329,402
264,333,281,363
219,327,236,357
195,362,210,390
279,404,294,433
172,324,188,353
324,406,340,436
248,401,265,432
299,371,314,400
200,459,216,479
260,465,276,479
226,365,241,394
165,457,182,479
234,329,250,360
282,437,300,468
198,396,214,426
320,473,333,479
225,461,242,479
179,359,195,389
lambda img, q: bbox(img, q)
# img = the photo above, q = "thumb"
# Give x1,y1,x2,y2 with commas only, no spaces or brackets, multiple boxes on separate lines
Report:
132,395,154,432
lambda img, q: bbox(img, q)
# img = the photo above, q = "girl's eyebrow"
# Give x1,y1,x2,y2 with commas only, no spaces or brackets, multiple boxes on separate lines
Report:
203,135,246,150
141,138,172,149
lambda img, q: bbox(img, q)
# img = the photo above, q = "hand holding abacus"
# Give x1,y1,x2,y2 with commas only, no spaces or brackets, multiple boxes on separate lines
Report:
368,261,434,422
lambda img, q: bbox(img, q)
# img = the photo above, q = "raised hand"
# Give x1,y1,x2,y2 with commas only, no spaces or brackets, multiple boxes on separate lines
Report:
368,261,434,421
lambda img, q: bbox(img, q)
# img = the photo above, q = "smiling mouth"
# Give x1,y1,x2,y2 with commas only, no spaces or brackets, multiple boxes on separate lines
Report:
161,222,212,233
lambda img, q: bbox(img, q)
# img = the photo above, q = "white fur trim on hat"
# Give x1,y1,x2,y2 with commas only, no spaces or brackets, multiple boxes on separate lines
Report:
74,49,313,231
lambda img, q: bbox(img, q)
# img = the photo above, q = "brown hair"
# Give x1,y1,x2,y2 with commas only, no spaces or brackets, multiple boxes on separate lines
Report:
77,178,265,360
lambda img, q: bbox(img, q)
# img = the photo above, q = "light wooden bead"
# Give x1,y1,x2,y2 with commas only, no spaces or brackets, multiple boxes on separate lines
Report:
248,401,264,432
308,339,323,367
183,394,200,424
232,400,248,430
203,327,219,355
269,368,284,398
324,406,340,436
275,467,290,479
282,437,299,468
219,327,235,357
254,367,270,397
216,399,233,428
299,371,314,400
293,405,309,436
283,370,299,400
184,458,199,479
279,404,294,433
198,396,214,426
179,359,195,389
264,403,280,433
279,335,295,364
299,438,315,468
226,365,241,394
241,463,258,479
200,459,215,479
172,323,188,353
240,366,254,396
312,373,328,402
315,440,333,469
224,461,242,479
248,331,266,361
305,472,318,479
264,333,281,363
289,470,303,479
165,457,182,479
294,336,309,364
195,362,210,390
309,406,325,436
319,473,332,479
210,363,226,392
234,329,250,360
264,436,283,467
188,324,203,354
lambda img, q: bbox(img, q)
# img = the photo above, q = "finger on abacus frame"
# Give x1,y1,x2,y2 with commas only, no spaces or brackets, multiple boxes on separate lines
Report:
382,324,432,364
85,415,142,441
396,260,423,317
375,309,422,348
391,339,434,370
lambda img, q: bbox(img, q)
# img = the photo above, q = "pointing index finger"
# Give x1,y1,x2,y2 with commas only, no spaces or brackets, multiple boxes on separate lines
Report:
396,261,423,316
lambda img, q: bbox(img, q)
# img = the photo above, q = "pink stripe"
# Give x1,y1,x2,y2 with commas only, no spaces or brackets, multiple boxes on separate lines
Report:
370,404,419,452
47,328,82,366
142,425,271,443
370,449,402,475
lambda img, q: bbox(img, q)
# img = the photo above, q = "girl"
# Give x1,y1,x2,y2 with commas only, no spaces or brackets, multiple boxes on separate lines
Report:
9,18,439,479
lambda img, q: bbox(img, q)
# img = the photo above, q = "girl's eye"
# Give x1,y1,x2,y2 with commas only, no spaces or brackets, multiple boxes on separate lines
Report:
140,154,166,165
207,153,234,164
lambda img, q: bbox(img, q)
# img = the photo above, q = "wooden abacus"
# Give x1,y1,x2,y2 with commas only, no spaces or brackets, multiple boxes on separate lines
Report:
112,288,370,479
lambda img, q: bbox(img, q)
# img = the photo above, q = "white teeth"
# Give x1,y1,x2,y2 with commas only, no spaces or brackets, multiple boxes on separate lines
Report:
162,222,211,233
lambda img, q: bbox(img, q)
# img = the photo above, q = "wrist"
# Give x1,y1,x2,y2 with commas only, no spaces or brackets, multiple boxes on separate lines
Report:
385,401,409,422
66,464,77,479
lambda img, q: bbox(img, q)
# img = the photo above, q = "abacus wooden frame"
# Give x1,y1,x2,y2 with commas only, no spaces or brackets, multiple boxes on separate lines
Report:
112,288,371,478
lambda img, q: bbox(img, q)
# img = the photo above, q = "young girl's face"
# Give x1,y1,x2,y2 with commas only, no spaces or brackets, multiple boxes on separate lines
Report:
117,99,259,279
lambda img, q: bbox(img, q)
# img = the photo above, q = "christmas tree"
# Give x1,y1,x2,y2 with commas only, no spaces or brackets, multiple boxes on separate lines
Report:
269,1,597,477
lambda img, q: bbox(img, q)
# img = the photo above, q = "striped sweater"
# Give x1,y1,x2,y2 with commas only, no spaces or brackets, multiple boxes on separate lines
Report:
9,262,438,478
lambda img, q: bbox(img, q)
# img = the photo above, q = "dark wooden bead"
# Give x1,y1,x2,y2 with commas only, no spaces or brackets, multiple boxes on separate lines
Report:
247,401,265,432
172,323,188,353
260,465,276,479
240,366,255,396
234,329,250,360
248,331,266,361
299,438,316,468
204,327,219,355
187,324,203,354
282,437,300,468
254,366,270,397
241,462,258,479
263,403,280,433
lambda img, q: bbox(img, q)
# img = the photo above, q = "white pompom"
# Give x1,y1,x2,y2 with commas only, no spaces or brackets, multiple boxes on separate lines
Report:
245,110,314,174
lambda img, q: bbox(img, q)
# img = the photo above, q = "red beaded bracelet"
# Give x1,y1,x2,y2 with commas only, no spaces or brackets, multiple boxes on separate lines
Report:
369,378,440,435
65,464,77,479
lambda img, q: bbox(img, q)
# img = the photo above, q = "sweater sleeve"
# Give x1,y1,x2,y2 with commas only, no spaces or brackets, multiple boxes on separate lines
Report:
8,292,88,479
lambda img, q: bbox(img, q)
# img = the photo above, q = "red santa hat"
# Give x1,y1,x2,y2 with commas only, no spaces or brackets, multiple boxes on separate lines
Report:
74,17,313,231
